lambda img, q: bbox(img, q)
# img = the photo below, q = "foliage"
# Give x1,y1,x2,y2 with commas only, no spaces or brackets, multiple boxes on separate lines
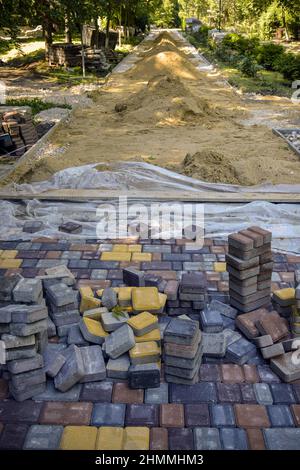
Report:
274,52,300,81
238,55,261,76
255,42,285,69
222,33,260,56
5,98,71,116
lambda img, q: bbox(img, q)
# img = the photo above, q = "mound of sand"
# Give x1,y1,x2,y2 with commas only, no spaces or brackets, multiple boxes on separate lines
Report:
182,151,240,184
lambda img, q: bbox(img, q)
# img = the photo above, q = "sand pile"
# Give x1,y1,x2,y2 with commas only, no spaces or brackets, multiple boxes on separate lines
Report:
182,151,240,185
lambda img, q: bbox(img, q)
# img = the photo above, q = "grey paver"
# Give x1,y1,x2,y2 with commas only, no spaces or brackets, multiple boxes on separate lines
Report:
107,354,130,379
104,324,135,359
7,354,43,375
46,283,77,307
1,333,35,349
13,278,42,304
101,310,129,332
254,383,273,405
23,425,63,450
80,345,106,383
202,333,226,357
263,428,300,450
145,383,169,404
200,308,223,333
194,428,221,450
54,345,85,392
226,337,257,365
10,319,48,337
34,380,82,401
220,428,248,450
101,287,118,310
129,363,160,389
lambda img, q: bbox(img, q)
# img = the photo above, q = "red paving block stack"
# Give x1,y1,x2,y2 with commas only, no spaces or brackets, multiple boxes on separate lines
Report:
226,226,272,313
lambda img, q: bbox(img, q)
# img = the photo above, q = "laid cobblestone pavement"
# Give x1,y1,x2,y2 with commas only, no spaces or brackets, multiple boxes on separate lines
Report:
0,235,300,450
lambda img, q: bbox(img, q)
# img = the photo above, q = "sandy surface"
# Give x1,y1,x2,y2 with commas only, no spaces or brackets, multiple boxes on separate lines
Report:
2,31,300,187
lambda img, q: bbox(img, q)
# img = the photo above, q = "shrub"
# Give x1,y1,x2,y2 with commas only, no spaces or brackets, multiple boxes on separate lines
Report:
274,53,300,82
255,43,285,70
222,33,259,56
238,56,262,78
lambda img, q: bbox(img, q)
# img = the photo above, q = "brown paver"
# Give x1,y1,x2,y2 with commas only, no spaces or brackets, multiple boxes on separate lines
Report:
221,364,245,383
243,365,260,383
150,427,168,450
160,404,185,428
234,404,270,428
112,383,144,404
246,429,266,450
39,402,92,426
291,405,300,427
0,379,8,400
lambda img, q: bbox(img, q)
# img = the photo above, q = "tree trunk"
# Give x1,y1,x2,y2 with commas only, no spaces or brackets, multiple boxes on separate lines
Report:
81,27,86,78
65,13,72,43
282,7,290,41
94,17,99,49
44,18,53,61
105,7,111,49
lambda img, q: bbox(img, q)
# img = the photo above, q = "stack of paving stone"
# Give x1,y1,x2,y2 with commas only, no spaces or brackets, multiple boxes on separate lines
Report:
291,272,300,336
1,110,38,156
272,288,295,319
0,276,48,401
163,317,203,384
227,226,273,313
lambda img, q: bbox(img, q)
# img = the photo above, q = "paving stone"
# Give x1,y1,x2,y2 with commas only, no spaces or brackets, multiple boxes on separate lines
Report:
269,383,296,404
126,404,159,427
164,280,179,301
168,428,194,450
257,365,281,383
164,343,202,370
113,382,144,403
263,428,300,450
60,425,97,450
46,282,77,307
145,383,169,404
11,367,45,391
79,317,108,345
208,300,237,320
194,427,221,450
100,310,129,333
199,364,221,382
222,329,242,347
164,329,201,359
240,383,256,403
83,306,108,321
123,426,150,450
0,275,20,301
91,403,126,426
0,378,8,399
0,401,42,423
267,404,294,427
132,287,161,313
9,318,48,337
34,380,82,401
10,381,46,402
221,364,245,384
13,278,42,304
220,427,248,450
273,288,295,306
96,426,124,450
200,308,223,333
234,404,270,428
129,363,160,389
80,381,112,402
270,352,300,382
6,345,37,361
226,252,259,270
47,317,56,337
0,423,29,450
135,328,161,344
226,337,257,365
54,345,85,392
246,428,266,450
257,312,289,342
67,324,88,346
40,402,92,426
43,343,67,377
254,383,273,405
150,427,168,450
159,403,184,427
216,383,241,403
129,341,160,365
211,404,235,427
253,335,273,348
105,324,135,359
170,382,217,403
202,333,226,357
292,384,300,403
50,309,80,327
123,267,145,287
127,311,158,336
107,354,130,379
291,405,300,426
243,364,259,383
23,424,63,450
261,342,285,359
23,221,44,233
2,333,35,349
101,287,118,310
80,345,106,383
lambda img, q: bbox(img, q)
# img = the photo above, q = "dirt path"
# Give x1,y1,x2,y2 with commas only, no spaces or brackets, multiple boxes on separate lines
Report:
2,31,300,187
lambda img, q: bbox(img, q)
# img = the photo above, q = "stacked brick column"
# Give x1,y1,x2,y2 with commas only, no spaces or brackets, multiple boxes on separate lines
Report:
226,226,272,313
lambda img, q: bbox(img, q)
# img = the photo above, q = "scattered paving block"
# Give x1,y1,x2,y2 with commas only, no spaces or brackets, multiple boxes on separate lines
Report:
234,404,270,428
226,337,257,365
83,306,108,321
10,318,48,337
235,308,269,339
96,427,124,450
209,300,238,320
211,404,235,427
101,310,129,332
200,308,223,333
34,380,82,402
0,275,21,302
50,309,80,327
127,311,158,336
60,426,97,450
257,313,289,342
145,382,168,404
57,322,79,338
132,287,161,313
1,333,35,349
222,329,242,347
91,403,126,426
261,342,285,360
40,402,92,426
150,428,168,451
254,383,273,405
118,287,132,307
123,427,149,450
54,345,85,392
101,287,118,310
23,424,63,450
105,324,135,359
164,280,179,301
79,317,108,345
80,294,101,313
0,423,29,450
253,335,273,348
135,328,161,344
263,428,300,450
47,282,77,307
123,267,145,287
164,318,198,345
67,324,88,346
23,220,44,233
202,333,226,358
107,354,130,379
194,428,221,450
10,381,46,402
273,288,295,307
220,427,248,450
10,304,48,324
7,354,43,375
6,345,37,361
80,345,106,383
129,363,160,389
129,341,160,365
13,278,42,304
59,222,82,234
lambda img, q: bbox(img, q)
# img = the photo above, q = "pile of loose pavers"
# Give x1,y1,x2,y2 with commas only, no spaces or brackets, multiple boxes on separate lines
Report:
0,226,300,450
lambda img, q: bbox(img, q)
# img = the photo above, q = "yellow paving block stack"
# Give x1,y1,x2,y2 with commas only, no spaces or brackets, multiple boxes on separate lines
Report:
127,311,158,336
132,287,161,313
129,341,161,365
134,328,161,344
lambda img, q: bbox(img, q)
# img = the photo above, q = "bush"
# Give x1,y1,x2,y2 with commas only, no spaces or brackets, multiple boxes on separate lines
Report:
238,56,261,78
5,98,72,116
274,53,300,82
255,43,285,70
222,33,259,56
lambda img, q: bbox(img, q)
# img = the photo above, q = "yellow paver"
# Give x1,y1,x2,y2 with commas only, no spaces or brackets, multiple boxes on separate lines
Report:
158,292,167,310
112,244,129,252
0,250,18,259
131,252,152,262
128,245,142,253
80,296,101,313
96,427,124,450
118,287,133,306
0,259,22,268
101,252,132,262
83,307,106,321
134,328,161,344
132,287,160,312
129,341,161,363
123,427,150,450
127,311,158,335
273,288,295,301
60,426,97,450
81,317,108,339
214,262,227,273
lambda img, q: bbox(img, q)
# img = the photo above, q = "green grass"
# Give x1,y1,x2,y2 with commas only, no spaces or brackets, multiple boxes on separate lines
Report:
6,48,45,66
4,98,72,116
